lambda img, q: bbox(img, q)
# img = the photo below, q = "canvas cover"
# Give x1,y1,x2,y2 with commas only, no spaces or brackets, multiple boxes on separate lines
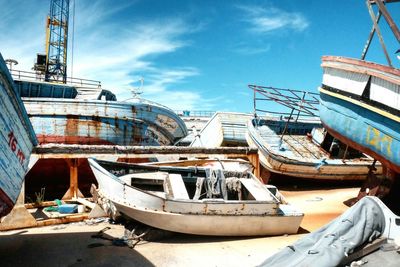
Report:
261,197,385,267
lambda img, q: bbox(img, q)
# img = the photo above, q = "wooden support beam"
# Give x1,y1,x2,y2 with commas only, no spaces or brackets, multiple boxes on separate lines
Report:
366,0,393,66
373,0,400,42
361,10,382,60
62,158,84,200
33,144,258,159
0,182,37,231
247,153,260,180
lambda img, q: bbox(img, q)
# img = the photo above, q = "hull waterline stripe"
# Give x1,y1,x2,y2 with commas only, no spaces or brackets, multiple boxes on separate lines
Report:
319,86,400,123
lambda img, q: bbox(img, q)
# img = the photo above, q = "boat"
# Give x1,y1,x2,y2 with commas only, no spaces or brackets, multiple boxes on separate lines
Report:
0,54,37,217
88,158,304,236
318,1,400,176
190,112,254,147
319,57,400,174
246,85,381,180
175,110,214,146
11,74,187,146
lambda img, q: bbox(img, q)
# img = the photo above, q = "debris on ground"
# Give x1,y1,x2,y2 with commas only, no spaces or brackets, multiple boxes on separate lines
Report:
89,220,175,249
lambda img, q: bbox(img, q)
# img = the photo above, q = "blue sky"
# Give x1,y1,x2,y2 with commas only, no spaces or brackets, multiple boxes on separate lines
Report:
1,0,399,113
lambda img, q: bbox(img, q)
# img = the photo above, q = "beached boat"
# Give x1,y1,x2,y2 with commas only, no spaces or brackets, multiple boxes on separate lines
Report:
319,2,400,175
88,158,303,236
190,112,253,147
246,85,380,180
319,57,400,174
0,54,37,217
11,74,187,146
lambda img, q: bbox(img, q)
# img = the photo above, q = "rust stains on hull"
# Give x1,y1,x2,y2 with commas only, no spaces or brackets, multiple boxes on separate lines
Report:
36,134,116,145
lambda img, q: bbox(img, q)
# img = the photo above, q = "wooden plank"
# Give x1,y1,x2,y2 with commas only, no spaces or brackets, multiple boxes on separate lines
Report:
76,197,96,209
340,237,388,265
193,177,205,200
35,214,89,228
240,179,274,201
33,144,258,157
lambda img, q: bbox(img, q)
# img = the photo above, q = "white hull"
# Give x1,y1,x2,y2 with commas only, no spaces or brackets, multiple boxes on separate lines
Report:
114,202,302,236
89,158,303,236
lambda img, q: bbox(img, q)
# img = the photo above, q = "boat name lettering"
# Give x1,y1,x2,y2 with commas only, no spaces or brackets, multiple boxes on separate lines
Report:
7,131,26,165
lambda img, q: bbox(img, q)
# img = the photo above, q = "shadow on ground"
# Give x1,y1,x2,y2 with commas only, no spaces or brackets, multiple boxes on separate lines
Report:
0,230,154,267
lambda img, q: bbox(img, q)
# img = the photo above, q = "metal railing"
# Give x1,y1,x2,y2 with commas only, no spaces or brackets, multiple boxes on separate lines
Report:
10,69,102,88
175,110,215,117
249,84,320,120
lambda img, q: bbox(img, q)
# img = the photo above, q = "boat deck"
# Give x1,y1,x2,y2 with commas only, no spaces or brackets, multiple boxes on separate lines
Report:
258,125,328,161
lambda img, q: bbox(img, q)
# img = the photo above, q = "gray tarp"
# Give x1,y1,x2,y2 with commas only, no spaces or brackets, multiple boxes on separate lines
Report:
260,197,385,267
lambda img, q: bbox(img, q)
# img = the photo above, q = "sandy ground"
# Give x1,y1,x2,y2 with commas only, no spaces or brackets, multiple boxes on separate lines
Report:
0,187,359,267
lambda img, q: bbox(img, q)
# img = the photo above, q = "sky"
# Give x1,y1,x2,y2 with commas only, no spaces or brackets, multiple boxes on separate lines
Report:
0,0,399,113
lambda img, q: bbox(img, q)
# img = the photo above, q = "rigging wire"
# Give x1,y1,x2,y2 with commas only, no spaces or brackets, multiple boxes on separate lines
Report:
70,0,75,80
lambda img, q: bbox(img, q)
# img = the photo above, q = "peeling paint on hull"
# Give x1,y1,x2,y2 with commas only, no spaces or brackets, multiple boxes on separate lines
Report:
246,118,380,180
319,91,400,173
0,55,37,217
23,98,188,146
319,56,400,173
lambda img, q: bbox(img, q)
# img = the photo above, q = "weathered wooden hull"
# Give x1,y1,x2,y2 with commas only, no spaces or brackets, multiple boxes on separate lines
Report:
88,158,303,236
0,54,37,217
23,98,188,146
319,56,400,173
246,119,380,180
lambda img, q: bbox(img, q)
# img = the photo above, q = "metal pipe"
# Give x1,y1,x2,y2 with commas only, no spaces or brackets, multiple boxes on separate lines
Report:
280,108,294,142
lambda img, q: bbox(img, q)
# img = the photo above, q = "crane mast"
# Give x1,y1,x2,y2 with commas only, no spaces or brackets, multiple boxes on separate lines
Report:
34,0,70,83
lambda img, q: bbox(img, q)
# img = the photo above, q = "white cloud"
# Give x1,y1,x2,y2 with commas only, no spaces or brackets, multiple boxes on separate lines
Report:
232,44,271,55
0,0,216,111
238,5,309,34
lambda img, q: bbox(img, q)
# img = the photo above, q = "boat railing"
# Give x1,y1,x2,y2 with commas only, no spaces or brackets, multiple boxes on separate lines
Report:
10,69,102,88
249,84,320,141
249,84,320,120
176,110,215,117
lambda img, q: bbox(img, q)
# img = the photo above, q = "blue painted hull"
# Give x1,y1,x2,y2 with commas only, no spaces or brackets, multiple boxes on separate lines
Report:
0,54,37,217
319,91,400,173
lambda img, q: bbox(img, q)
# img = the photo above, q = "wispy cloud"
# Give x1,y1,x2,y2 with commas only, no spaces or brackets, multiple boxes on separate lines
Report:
71,15,207,110
232,44,271,55
0,0,47,68
0,0,216,111
238,5,309,34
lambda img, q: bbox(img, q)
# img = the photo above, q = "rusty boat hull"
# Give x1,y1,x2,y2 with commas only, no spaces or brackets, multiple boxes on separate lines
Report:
319,56,400,174
246,117,380,180
22,97,187,146
0,54,37,217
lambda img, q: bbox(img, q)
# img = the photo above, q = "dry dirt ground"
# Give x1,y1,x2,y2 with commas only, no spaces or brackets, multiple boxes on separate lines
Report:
0,187,358,267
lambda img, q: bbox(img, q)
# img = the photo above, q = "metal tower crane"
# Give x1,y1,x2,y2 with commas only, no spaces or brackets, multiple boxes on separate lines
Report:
34,0,70,83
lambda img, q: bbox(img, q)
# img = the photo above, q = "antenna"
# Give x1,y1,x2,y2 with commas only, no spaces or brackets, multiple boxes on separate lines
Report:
123,77,144,101
130,77,144,97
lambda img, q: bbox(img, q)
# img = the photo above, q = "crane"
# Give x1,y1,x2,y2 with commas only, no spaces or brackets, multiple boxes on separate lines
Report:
34,0,70,83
